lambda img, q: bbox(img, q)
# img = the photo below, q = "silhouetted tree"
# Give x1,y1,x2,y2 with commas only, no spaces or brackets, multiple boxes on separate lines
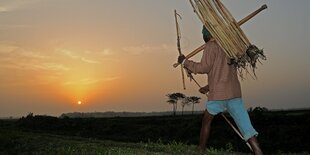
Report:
248,107,253,112
181,97,190,115
166,93,186,116
167,99,177,116
252,107,269,117
188,96,201,115
253,107,268,113
26,112,34,119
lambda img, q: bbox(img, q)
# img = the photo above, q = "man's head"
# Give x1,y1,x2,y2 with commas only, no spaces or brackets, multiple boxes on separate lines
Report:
202,26,211,43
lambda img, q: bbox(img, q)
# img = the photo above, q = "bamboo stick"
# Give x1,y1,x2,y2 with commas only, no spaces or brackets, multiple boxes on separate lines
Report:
191,0,247,62
221,113,253,152
173,3,267,68
238,4,267,26
174,10,186,90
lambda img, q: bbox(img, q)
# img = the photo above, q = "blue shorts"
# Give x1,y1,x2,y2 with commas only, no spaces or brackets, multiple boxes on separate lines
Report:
206,98,258,141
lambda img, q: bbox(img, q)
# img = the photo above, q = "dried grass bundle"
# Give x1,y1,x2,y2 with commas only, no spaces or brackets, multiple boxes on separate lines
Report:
189,0,266,79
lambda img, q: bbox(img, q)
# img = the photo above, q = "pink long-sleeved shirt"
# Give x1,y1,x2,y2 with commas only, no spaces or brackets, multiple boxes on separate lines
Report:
184,40,242,101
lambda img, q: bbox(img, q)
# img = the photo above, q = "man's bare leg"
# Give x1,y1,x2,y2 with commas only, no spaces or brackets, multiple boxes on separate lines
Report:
248,136,263,155
198,110,214,155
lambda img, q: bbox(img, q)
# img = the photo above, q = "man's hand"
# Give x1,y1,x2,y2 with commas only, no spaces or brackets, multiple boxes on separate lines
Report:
178,55,186,64
199,85,210,95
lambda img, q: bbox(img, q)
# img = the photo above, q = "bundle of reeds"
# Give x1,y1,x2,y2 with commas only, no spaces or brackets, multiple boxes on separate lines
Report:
189,0,266,78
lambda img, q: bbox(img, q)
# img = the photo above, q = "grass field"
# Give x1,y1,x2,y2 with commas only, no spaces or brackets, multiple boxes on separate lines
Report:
1,110,310,155
0,126,249,155
1,126,309,155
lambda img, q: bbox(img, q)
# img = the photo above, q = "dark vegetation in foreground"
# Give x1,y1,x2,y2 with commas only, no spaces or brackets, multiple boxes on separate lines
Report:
0,127,203,155
1,109,310,154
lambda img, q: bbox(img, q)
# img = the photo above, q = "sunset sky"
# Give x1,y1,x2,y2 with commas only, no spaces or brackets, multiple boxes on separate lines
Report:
1,0,309,117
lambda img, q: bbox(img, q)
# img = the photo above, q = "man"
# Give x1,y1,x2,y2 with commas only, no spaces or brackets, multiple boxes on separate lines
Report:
178,26,263,155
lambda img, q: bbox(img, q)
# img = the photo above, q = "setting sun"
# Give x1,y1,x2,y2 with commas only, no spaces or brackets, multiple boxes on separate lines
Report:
78,101,82,105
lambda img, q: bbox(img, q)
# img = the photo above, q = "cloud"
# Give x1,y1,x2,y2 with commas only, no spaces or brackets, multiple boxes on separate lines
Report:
20,51,49,59
80,58,100,64
0,44,68,72
0,61,70,72
101,49,113,56
63,76,120,86
57,48,100,64
97,49,120,62
0,44,19,53
122,44,174,55
35,63,71,71
64,78,99,86
103,76,121,81
0,6,9,13
0,44,48,59
0,24,29,29
0,0,41,13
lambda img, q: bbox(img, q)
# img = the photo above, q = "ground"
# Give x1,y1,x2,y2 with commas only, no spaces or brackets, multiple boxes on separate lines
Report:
0,126,249,155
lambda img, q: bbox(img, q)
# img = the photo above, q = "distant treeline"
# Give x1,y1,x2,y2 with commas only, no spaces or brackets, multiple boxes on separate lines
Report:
60,107,310,118
14,109,310,154
60,111,204,118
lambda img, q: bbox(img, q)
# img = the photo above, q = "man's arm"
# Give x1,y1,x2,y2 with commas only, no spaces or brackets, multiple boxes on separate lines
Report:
185,46,215,75
177,41,216,75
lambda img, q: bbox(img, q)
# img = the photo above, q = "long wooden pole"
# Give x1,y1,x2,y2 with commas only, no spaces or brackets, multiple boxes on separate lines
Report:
173,4,267,68
221,113,253,151
238,4,267,26
174,10,186,90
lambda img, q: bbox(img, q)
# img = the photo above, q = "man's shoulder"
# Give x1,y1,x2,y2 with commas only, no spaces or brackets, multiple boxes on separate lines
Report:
205,39,220,54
